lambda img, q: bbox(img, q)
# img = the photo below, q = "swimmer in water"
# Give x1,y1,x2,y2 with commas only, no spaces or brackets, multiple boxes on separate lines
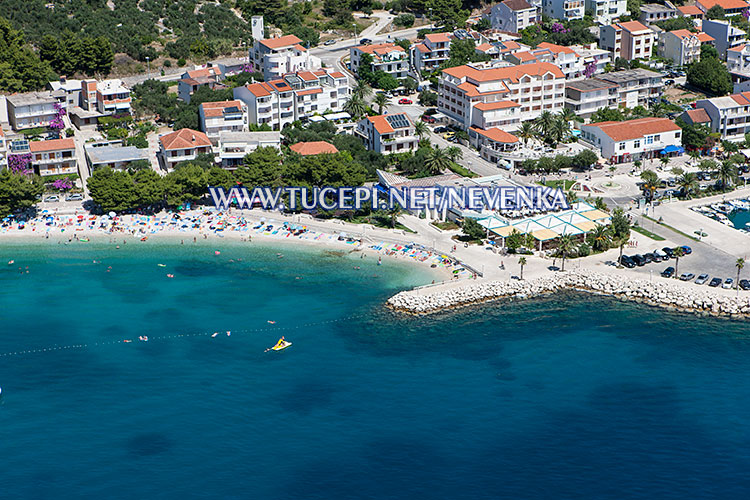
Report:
211,332,219,338
226,331,231,336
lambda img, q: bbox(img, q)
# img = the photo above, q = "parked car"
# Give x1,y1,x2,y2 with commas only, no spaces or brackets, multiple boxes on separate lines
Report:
421,115,436,124
642,253,654,264
709,277,722,287
66,193,84,201
679,272,695,281
323,39,336,46
695,273,709,285
740,279,750,290
619,255,636,268
680,245,692,255
443,131,456,140
662,247,675,258
654,249,669,260
631,254,646,267
434,126,450,133
398,98,413,105
722,278,734,289
646,252,661,263
661,266,675,278
665,79,675,85
360,38,372,45
43,195,60,202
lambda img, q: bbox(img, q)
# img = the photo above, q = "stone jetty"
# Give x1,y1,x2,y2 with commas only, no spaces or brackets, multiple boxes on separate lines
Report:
386,270,750,318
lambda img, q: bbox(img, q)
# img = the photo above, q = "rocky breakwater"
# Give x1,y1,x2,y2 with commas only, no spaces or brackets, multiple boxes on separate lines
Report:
386,270,750,318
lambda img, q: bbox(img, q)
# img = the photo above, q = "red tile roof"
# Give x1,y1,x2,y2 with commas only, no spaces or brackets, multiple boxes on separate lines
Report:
697,0,749,10
730,91,750,105
259,34,303,50
289,141,339,156
584,117,680,142
474,101,520,111
514,51,537,62
537,42,577,55
470,127,519,143
160,129,211,150
186,67,222,79
425,32,452,44
297,71,318,81
296,88,323,96
475,43,494,52
29,138,75,152
329,71,346,78
200,100,243,118
366,113,413,134
354,42,405,55
243,82,274,97
684,108,711,124
728,44,747,52
443,62,565,82
677,5,704,15
697,32,715,42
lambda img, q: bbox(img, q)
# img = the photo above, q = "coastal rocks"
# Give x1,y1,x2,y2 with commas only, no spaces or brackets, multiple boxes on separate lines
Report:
386,271,750,319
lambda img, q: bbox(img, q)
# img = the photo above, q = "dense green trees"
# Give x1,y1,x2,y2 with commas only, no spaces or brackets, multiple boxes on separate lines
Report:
0,170,44,215
39,32,113,76
0,16,56,92
687,45,732,96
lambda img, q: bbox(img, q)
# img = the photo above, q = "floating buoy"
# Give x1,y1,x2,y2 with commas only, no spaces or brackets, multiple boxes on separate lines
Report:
167,274,174,278
214,251,221,255
267,320,276,324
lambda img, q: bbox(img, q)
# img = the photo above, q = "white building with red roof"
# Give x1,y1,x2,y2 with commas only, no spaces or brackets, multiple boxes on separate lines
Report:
158,129,212,170
355,113,418,155
350,43,409,81
696,92,750,142
696,0,750,16
250,34,321,81
581,117,682,163
475,40,524,60
411,33,453,76
658,30,714,66
600,21,656,61
727,44,750,89
438,62,565,131
177,65,225,103
468,126,520,163
233,69,349,130
489,0,538,34
198,100,248,145
29,138,77,177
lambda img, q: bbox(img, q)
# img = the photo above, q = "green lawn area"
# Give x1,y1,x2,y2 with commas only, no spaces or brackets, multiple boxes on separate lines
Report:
539,179,575,190
431,221,460,231
448,162,478,178
632,225,666,241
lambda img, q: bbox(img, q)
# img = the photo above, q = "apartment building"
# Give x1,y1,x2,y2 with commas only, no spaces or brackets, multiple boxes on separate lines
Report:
575,45,612,75
564,79,618,117
468,127,520,164
6,92,62,131
599,21,656,61
475,40,523,60
233,69,349,130
0,125,7,169
585,0,627,24
639,2,677,24
411,33,452,76
158,128,212,170
198,100,247,145
541,0,585,21
217,131,281,169
658,30,715,66
48,77,82,108
355,113,418,155
696,0,750,16
177,66,225,103
28,138,77,176
91,79,132,115
695,92,750,142
597,68,664,108
84,144,149,172
350,43,409,80
250,35,320,82
727,44,750,89
581,117,682,163
489,0,538,33
438,62,565,131
701,19,747,58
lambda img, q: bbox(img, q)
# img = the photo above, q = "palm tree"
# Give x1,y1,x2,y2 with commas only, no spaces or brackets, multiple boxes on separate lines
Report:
557,234,574,271
388,205,402,228
550,116,571,146
558,108,582,124
352,81,373,101
534,110,556,139
518,121,535,146
343,95,367,118
736,258,745,292
640,169,659,204
688,150,701,165
590,225,611,252
414,121,428,141
650,102,667,118
425,147,451,175
677,172,698,199
374,93,389,114
672,246,685,278
660,155,670,168
715,159,738,190
518,256,527,280
445,146,463,162
610,207,630,268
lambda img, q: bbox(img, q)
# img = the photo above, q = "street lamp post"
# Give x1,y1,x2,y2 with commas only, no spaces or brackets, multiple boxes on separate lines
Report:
145,56,151,78
353,23,357,41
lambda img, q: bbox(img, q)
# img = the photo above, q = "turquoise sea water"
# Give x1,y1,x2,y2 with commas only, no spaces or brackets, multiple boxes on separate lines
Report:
2,240,750,499
730,209,750,229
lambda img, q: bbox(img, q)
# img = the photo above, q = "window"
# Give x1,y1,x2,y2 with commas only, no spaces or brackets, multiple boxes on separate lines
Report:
646,136,653,145
654,134,660,141
634,140,640,148
619,142,626,150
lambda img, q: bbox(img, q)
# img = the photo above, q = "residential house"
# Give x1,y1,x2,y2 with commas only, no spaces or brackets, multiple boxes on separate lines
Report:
350,43,409,80
250,35,320,82
411,33,453,76
564,78,619,117
84,144,149,173
355,113,418,155
475,40,523,60
676,5,704,19
468,127,520,164
217,131,281,169
541,0,585,21
574,45,612,75
597,68,664,108
28,138,77,176
599,21,656,61
695,92,750,142
289,141,339,156
177,66,225,103
158,128,212,170
68,78,132,128
6,92,62,131
658,30,715,66
696,0,750,16
679,108,712,127
489,0,538,33
233,69,349,130
48,77,82,108
581,117,682,163
702,19,747,58
639,2,677,24
437,62,565,131
0,125,6,168
198,100,247,145
727,44,750,89
585,0,627,24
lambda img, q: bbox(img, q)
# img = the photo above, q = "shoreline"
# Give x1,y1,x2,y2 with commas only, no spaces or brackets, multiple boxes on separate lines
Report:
386,270,750,319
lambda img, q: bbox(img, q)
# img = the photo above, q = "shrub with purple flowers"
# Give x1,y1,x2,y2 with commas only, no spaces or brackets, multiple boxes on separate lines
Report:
8,153,33,175
52,178,74,191
551,23,570,34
